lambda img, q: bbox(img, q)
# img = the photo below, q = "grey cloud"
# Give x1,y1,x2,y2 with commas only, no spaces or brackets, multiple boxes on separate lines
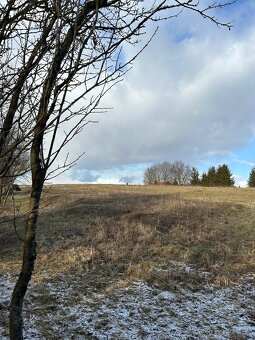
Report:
71,169,100,183
52,4,255,179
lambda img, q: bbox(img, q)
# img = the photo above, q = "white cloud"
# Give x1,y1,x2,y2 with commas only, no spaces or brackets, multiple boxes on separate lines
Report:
232,158,255,168
233,175,248,188
51,2,255,183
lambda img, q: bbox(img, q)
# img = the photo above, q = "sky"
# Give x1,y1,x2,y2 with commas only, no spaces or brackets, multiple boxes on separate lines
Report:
51,0,255,187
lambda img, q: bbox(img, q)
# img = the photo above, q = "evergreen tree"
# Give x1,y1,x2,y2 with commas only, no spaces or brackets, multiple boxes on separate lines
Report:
248,167,255,187
190,167,200,185
207,166,217,186
200,172,208,186
216,164,235,186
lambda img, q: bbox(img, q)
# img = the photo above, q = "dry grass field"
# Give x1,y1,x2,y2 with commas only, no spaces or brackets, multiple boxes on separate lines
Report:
0,184,255,338
1,184,254,285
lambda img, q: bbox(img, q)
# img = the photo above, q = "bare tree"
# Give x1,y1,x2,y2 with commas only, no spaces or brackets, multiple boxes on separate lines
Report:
171,160,192,185
0,124,29,205
0,1,234,338
144,163,161,184
144,160,192,185
159,161,173,184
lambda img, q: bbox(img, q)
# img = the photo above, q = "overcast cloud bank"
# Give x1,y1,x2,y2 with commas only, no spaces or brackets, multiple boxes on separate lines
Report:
51,1,255,186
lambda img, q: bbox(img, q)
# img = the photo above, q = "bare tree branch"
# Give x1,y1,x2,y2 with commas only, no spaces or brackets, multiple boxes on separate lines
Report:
0,1,235,338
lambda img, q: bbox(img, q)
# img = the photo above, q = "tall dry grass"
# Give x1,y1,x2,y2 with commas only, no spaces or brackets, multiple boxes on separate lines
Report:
0,184,254,290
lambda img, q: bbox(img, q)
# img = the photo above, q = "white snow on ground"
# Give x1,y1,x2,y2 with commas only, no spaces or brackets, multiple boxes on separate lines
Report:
1,272,254,339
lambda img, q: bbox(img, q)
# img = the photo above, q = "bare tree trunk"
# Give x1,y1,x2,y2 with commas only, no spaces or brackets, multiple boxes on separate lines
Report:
9,169,44,339
0,2,233,339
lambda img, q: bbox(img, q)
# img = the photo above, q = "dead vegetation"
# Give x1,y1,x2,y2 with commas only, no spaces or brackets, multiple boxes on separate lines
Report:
0,184,254,291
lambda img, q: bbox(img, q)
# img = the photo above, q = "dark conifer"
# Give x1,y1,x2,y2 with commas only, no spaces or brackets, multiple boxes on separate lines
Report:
201,172,208,186
207,166,217,186
190,167,200,185
248,167,255,187
216,164,235,186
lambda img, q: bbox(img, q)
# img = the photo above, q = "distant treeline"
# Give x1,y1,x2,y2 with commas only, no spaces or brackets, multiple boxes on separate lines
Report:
144,161,235,187
190,164,235,187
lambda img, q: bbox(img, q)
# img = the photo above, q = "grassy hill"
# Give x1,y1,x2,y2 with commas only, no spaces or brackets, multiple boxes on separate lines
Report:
1,184,254,287
1,184,255,338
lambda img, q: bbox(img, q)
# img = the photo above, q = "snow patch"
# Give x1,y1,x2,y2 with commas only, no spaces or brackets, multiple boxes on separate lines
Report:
0,273,254,339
